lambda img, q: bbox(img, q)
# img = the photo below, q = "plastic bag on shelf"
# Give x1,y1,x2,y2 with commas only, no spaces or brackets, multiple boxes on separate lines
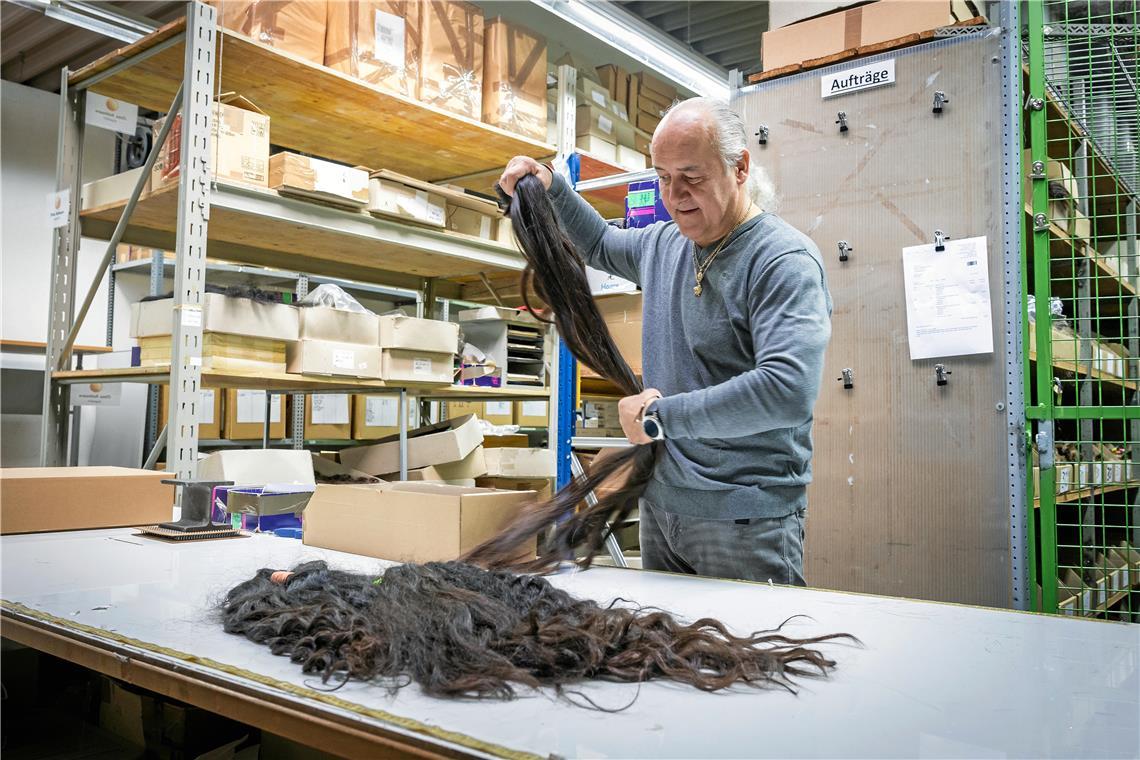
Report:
478,419,520,437
299,283,370,313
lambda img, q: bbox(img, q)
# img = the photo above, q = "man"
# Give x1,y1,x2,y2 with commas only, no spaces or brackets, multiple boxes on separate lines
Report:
498,98,831,585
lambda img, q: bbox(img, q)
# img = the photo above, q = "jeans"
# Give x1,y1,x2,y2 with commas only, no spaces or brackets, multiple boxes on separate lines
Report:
638,498,806,586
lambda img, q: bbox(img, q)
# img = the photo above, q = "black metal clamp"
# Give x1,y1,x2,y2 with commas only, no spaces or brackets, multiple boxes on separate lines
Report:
836,112,849,133
158,478,235,533
838,368,854,390
935,364,952,386
838,240,853,262
755,125,769,146
932,91,949,114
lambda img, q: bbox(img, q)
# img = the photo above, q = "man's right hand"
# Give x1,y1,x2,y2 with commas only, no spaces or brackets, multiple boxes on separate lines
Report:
498,156,552,197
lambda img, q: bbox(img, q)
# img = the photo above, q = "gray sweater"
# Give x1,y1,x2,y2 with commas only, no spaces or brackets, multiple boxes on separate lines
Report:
549,174,832,519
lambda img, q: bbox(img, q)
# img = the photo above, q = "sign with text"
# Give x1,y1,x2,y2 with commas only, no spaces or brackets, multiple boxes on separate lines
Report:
85,94,139,134
47,189,70,228
821,59,895,99
73,382,122,406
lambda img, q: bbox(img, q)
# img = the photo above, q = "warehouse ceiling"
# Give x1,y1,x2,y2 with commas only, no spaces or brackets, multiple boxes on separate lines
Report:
617,1,769,76
1,1,185,91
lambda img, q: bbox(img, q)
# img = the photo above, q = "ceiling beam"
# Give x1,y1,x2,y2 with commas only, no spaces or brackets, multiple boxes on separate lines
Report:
671,6,767,43
657,3,740,33
693,22,768,57
636,1,690,21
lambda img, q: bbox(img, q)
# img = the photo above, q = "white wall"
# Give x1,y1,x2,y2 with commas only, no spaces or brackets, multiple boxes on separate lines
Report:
1,79,119,467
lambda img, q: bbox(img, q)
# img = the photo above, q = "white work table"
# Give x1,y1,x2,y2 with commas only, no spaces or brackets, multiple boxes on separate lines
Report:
2,529,1137,759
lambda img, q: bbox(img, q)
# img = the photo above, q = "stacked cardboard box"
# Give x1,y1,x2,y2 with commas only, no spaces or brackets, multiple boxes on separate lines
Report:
352,394,414,439
225,390,287,439
288,306,381,379
268,153,369,208
418,0,484,119
631,71,677,134
324,1,422,96
340,414,482,475
760,0,984,72
151,95,269,192
379,314,459,384
482,18,546,140
579,293,642,379
368,171,448,227
131,292,299,373
213,0,328,64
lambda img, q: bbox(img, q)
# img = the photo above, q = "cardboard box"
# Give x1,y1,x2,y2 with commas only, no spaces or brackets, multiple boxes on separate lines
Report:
304,394,353,439
637,91,671,117
634,127,653,155
576,103,635,148
514,399,549,427
446,400,484,420
577,76,613,112
399,466,475,486
482,18,546,140
131,292,299,342
287,339,382,379
340,414,483,475
80,167,147,210
137,333,286,373
484,434,530,448
596,64,630,106
224,389,287,440
761,0,981,71
446,204,497,239
580,293,642,378
379,314,459,352
483,447,555,478
303,481,533,562
198,449,315,487
324,0,422,96
298,306,380,344
1021,149,1079,202
418,0,484,119
633,70,677,102
482,399,514,425
576,134,616,162
635,110,662,134
382,349,454,383
616,144,648,171
215,0,327,63
152,96,270,191
0,467,173,534
158,385,222,439
1056,463,1073,494
352,394,413,439
386,446,488,480
367,176,447,227
268,152,369,208
476,476,552,501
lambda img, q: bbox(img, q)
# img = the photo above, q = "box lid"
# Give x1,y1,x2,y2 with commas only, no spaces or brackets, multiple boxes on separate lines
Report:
0,466,168,481
299,306,380,344
197,450,315,488
368,169,497,215
378,314,459,353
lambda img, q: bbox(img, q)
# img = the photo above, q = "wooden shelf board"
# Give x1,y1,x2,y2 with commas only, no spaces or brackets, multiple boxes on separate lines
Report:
52,365,550,398
81,180,525,287
1,339,112,354
576,152,631,219
1027,352,1139,392
1034,481,1137,507
71,20,554,183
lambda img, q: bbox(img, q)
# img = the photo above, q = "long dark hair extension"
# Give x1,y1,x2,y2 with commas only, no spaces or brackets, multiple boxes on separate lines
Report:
461,174,656,572
221,560,851,703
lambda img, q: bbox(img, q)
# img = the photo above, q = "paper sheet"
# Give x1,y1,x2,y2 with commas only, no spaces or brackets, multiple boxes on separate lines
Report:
365,396,399,427
902,236,994,361
236,390,282,424
311,394,349,426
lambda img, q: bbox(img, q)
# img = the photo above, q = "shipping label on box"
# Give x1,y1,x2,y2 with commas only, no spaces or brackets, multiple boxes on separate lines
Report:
353,394,413,439
1056,464,1073,494
306,394,352,440
483,400,514,425
324,1,421,96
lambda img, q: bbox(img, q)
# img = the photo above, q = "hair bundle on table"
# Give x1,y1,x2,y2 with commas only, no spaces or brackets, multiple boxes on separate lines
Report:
221,560,850,703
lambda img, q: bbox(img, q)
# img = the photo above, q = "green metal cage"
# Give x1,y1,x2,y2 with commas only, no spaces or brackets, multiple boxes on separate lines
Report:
1025,0,1139,619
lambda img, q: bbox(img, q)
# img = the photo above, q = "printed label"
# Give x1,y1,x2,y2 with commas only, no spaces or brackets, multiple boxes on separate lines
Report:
47,189,70,229
591,90,607,108
85,94,139,134
180,307,203,328
374,10,406,67
236,390,282,424
821,59,896,99
597,114,613,135
201,389,215,425
521,401,548,418
332,349,356,370
311,394,350,425
73,382,122,406
485,401,511,416
412,358,433,375
365,396,399,427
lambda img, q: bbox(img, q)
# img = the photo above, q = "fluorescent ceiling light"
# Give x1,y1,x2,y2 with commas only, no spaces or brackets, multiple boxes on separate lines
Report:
528,0,731,100
13,0,158,43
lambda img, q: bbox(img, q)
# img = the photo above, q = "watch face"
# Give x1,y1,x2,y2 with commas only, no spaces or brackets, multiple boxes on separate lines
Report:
643,416,662,440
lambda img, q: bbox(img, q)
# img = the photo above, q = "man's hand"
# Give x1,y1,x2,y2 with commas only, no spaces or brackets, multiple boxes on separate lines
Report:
498,156,553,197
619,388,663,445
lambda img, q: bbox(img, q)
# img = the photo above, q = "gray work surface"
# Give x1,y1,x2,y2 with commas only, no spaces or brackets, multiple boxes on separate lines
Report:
2,529,1137,758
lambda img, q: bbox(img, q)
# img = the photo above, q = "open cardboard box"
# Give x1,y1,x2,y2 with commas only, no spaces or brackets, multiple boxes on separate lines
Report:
339,414,483,475
303,481,535,563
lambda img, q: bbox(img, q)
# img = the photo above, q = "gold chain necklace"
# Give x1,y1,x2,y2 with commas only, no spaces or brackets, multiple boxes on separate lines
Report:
692,204,752,297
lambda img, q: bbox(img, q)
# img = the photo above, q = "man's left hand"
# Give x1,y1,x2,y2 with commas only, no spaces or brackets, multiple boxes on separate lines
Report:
618,388,663,445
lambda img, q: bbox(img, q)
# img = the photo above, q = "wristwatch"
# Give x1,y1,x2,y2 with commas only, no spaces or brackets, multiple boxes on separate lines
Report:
641,401,665,441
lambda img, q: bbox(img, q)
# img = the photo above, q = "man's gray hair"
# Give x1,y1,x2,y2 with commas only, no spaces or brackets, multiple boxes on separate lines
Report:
654,97,778,211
